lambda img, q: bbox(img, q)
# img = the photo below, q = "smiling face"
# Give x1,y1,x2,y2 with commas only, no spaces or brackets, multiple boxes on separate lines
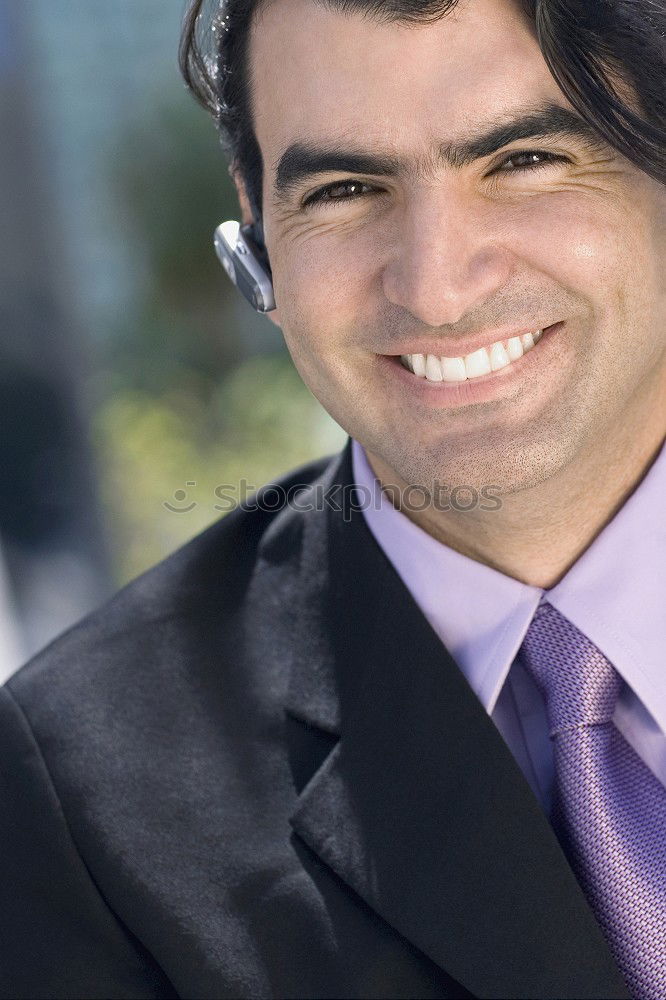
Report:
244,0,666,497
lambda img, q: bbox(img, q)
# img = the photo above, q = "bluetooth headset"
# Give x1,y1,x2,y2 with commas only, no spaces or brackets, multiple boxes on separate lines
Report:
213,215,276,313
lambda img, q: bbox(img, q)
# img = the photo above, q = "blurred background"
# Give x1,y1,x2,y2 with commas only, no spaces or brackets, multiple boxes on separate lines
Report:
0,0,345,680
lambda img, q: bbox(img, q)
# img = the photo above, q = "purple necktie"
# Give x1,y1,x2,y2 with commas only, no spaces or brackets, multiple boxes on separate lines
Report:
517,600,666,1000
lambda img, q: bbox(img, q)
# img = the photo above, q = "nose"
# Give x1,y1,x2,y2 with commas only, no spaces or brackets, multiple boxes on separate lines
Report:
381,192,512,328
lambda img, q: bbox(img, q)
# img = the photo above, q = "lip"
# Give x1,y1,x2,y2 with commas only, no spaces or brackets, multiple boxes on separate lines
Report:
378,321,563,409
382,323,557,360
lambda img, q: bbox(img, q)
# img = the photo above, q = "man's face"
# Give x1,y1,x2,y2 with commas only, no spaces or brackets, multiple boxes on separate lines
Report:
247,0,666,496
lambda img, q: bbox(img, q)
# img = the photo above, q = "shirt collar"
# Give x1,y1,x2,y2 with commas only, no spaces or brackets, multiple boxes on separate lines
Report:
546,439,666,734
351,437,666,726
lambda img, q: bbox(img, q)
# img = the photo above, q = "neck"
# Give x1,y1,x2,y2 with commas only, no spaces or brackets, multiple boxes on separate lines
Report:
365,407,666,591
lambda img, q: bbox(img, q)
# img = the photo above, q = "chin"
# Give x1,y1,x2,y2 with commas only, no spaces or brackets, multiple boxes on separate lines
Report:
387,435,573,500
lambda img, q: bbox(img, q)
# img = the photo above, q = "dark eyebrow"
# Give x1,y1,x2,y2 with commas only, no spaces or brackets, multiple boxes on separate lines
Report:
273,103,608,203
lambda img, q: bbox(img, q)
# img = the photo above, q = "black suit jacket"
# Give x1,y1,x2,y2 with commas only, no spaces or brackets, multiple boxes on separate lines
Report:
0,439,630,999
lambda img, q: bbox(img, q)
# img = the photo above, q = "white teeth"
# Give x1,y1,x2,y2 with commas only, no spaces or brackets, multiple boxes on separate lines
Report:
400,330,544,381
489,341,510,372
425,354,444,381
441,356,467,382
411,353,426,376
464,348,492,378
506,336,524,361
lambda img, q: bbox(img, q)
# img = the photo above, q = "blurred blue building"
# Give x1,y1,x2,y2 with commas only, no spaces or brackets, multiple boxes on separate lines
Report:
0,0,187,676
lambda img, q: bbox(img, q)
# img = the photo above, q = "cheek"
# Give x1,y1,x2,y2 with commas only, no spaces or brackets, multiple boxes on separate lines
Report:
504,192,659,347
274,234,376,356
507,194,629,290
511,191,664,375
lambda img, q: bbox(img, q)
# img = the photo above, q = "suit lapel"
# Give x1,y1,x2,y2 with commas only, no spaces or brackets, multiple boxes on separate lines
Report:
279,440,629,999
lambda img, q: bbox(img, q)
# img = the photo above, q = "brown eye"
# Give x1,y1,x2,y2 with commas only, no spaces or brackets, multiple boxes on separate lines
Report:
304,180,375,208
497,150,569,172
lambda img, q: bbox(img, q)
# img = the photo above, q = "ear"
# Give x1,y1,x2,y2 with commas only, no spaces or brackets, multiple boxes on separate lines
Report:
230,164,282,328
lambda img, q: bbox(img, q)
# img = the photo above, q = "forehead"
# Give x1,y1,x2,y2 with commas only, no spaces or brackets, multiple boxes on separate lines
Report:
249,0,561,157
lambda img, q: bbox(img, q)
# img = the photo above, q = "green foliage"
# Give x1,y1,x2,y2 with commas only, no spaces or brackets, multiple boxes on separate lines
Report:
93,353,345,584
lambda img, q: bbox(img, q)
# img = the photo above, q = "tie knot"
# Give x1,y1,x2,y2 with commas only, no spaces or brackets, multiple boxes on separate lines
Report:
517,601,622,734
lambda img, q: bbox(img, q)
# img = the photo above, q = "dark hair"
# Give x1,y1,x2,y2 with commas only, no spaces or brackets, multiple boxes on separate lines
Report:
179,0,666,223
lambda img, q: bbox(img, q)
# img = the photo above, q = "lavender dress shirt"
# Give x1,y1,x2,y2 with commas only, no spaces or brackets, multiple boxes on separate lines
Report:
351,436,666,816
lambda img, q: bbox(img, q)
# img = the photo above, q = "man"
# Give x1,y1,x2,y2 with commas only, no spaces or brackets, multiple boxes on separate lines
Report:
1,0,664,996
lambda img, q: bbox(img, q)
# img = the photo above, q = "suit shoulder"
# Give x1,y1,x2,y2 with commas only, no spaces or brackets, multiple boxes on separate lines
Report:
6,449,339,717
